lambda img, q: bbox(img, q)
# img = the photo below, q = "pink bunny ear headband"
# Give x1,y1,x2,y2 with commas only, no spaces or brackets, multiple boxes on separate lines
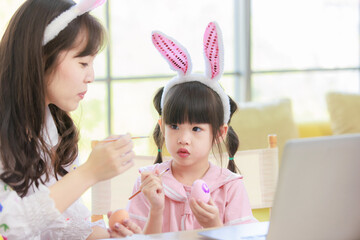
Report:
152,22,230,124
43,0,106,46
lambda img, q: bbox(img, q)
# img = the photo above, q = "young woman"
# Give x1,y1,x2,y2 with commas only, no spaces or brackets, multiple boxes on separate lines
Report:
0,0,136,239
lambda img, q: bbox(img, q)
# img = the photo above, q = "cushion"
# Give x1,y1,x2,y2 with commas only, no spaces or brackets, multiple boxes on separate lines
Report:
230,99,298,161
297,121,332,138
326,92,360,135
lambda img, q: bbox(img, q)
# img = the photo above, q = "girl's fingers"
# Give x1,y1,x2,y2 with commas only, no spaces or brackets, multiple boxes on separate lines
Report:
140,168,160,180
141,175,161,187
189,198,202,214
123,219,143,234
141,171,155,181
141,182,163,196
141,180,163,194
190,198,213,218
197,200,216,213
111,222,134,237
140,172,161,186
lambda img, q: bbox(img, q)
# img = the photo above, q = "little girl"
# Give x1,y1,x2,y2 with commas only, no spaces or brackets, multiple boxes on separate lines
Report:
125,22,257,234
0,0,136,239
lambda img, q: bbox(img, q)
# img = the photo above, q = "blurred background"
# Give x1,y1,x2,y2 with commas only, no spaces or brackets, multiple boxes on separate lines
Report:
1,0,359,210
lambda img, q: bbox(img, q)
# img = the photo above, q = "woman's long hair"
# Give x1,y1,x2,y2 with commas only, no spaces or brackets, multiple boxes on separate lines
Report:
0,0,105,197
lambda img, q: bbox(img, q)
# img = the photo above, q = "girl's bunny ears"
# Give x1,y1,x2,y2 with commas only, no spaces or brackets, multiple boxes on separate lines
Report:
152,31,192,77
152,22,230,124
43,0,106,46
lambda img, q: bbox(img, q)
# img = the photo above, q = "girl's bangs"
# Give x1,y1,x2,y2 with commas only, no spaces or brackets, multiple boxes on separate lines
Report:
163,82,223,125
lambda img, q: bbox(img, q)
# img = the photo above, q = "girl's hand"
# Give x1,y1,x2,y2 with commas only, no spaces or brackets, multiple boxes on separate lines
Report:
84,134,135,183
140,169,165,211
106,211,142,238
189,198,223,228
107,218,142,238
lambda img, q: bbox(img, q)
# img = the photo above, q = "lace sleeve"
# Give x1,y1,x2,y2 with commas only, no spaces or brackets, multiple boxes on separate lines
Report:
41,197,94,239
0,182,61,239
0,181,95,239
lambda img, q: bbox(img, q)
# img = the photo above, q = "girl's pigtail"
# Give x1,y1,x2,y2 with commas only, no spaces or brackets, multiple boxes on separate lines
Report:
153,124,164,164
226,97,241,174
153,87,164,164
226,126,240,173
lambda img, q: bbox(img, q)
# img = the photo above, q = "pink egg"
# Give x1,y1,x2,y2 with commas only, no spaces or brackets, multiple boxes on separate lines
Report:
190,179,210,203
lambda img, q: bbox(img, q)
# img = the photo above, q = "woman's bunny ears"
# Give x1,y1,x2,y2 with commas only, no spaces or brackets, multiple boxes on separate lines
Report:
152,22,230,124
43,0,106,46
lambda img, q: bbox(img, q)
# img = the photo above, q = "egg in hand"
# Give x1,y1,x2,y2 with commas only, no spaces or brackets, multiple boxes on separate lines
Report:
190,179,210,203
108,209,129,230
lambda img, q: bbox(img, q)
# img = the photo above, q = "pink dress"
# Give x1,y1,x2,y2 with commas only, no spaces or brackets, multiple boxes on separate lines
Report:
127,160,257,232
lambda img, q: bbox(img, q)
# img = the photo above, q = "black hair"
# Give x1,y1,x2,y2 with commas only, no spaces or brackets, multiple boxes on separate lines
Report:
152,81,240,173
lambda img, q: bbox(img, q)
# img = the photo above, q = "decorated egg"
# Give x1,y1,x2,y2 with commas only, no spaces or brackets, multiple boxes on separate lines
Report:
190,179,210,203
108,209,129,230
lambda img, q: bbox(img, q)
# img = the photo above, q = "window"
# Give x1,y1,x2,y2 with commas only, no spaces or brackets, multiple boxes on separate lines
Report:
82,0,238,159
251,0,360,121
0,0,25,36
2,0,359,211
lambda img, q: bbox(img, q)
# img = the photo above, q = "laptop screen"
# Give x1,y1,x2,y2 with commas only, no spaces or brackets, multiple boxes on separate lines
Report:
267,134,360,240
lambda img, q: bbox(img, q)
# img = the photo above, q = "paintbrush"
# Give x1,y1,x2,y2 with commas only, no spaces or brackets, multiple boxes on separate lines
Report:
128,167,170,200
91,136,149,148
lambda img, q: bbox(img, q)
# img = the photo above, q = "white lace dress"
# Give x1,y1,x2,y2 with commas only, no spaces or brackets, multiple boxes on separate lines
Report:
0,107,103,239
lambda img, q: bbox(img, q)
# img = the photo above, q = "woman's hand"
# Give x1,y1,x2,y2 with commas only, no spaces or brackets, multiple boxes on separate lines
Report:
140,169,165,211
107,211,142,238
189,198,223,228
84,134,135,183
49,134,134,213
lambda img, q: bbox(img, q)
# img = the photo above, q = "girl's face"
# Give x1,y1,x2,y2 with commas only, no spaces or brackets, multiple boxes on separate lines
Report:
45,38,95,112
164,122,214,167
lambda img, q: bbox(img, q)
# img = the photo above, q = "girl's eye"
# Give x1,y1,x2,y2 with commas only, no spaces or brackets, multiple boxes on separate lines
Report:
193,127,201,132
170,124,178,130
80,62,88,67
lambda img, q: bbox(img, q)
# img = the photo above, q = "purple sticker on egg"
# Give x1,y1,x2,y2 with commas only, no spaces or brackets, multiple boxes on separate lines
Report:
202,183,210,193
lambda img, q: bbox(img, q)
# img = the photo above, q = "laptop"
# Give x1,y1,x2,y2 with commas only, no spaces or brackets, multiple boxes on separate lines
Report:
199,134,360,240
267,133,360,240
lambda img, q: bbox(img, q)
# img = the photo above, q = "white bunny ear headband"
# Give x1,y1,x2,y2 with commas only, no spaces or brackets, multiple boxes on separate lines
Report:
43,0,106,46
152,22,230,124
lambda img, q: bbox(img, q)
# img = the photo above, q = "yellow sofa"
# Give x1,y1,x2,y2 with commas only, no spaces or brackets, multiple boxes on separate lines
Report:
249,91,360,221
297,121,332,138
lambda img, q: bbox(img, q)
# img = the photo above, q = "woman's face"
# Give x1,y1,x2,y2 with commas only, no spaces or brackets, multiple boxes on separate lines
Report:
45,36,95,112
